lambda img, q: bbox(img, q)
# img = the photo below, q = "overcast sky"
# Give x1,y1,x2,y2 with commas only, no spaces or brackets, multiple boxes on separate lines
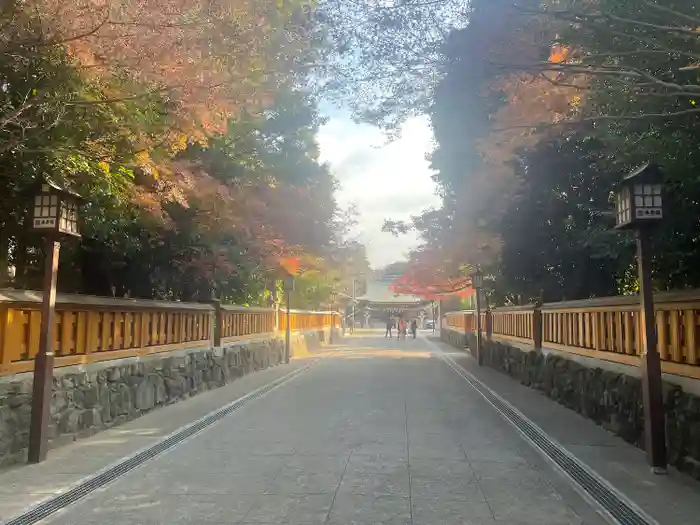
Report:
317,108,441,269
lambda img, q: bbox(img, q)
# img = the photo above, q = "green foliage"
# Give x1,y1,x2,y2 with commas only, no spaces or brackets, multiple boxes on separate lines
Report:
497,133,626,302
0,1,364,310
384,0,700,302
317,0,470,131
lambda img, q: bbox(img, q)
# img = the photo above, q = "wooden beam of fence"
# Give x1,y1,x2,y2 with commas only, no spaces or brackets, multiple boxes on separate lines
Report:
0,289,340,377
442,290,700,379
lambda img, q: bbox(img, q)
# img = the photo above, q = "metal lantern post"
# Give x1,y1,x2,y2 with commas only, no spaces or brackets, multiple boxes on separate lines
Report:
614,162,667,473
28,179,82,464
329,291,338,344
351,279,356,334
283,274,294,364
471,269,485,366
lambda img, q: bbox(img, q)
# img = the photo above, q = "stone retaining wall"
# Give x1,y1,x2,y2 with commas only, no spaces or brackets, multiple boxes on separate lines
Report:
0,330,332,468
441,328,700,481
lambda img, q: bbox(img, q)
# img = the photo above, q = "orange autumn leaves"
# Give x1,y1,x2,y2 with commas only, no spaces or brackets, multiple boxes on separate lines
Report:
549,44,570,64
156,162,326,271
32,0,309,143
18,0,325,275
404,38,583,287
470,40,583,251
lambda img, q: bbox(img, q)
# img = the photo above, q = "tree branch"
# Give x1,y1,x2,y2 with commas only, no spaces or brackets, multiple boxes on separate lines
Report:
2,10,111,53
513,5,700,38
536,72,590,91
489,60,700,93
643,2,700,26
0,98,33,129
492,107,700,132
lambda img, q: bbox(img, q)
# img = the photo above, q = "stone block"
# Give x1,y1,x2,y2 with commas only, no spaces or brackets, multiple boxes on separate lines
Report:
164,379,181,400
152,374,167,405
134,378,155,411
107,367,121,382
1,380,32,396
52,391,70,416
81,408,102,429
82,386,100,408
59,409,81,434
8,394,30,409
113,383,132,416
0,334,292,468
72,389,85,407
72,372,88,386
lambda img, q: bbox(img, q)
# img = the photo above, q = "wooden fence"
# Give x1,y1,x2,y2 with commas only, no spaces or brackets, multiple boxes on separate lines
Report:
0,289,339,377
278,310,339,332
220,305,276,341
443,290,700,379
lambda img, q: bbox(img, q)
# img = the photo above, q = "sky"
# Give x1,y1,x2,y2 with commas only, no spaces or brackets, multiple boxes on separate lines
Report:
317,108,441,269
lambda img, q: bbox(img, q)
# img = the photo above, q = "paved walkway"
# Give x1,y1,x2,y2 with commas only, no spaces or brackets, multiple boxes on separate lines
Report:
2,331,700,524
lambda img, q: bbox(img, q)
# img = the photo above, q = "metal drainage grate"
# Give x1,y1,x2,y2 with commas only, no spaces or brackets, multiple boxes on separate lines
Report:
439,354,658,525
3,364,312,525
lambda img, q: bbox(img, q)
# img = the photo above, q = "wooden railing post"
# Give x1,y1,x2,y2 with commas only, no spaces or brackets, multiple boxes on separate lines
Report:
485,309,492,340
140,311,150,349
211,298,222,349
532,303,542,350
463,313,470,349
0,306,11,374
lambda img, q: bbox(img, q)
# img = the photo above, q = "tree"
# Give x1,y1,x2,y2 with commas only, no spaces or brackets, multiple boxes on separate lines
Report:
317,0,471,131
401,0,700,302
0,0,357,306
506,0,700,124
77,85,342,301
0,0,316,152
497,132,623,302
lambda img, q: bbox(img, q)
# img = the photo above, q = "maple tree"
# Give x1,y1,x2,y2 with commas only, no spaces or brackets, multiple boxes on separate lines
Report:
375,0,700,304
0,0,361,308
1,0,315,150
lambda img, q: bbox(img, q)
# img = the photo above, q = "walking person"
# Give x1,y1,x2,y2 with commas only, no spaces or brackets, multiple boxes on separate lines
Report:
410,318,418,339
385,317,394,338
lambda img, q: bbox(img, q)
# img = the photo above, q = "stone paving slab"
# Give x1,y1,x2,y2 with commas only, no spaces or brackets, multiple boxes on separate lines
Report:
1,331,620,525
0,359,311,522
433,337,700,525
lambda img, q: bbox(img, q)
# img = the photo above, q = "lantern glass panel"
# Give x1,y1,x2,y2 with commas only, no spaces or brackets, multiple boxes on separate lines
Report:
32,189,61,230
633,181,663,221
616,186,632,226
57,200,80,235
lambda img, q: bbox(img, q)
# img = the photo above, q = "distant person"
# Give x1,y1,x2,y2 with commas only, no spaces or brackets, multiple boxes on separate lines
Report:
410,319,417,339
398,318,406,340
385,317,394,338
